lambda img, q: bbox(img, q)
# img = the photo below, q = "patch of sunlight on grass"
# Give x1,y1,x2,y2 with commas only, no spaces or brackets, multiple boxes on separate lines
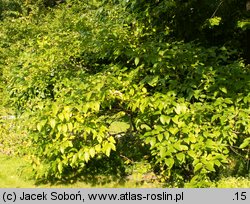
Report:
1,154,249,188
0,154,162,188
0,154,35,187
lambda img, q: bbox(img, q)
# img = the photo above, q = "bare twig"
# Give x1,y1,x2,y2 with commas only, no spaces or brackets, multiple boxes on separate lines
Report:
211,1,224,18
229,146,250,160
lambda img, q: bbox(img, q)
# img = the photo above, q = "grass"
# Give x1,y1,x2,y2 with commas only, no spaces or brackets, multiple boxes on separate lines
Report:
0,155,34,187
212,177,250,188
0,154,161,188
0,154,250,188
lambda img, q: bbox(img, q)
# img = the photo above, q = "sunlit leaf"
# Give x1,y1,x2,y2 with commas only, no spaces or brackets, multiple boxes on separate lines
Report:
194,163,203,173
135,57,140,66
49,119,56,129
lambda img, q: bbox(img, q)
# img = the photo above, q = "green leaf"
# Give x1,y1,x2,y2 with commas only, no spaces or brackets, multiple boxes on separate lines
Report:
205,162,215,172
172,116,179,124
160,115,171,125
169,127,178,135
189,134,196,143
135,57,140,66
188,150,196,158
164,131,169,139
220,87,227,94
159,147,167,158
72,154,77,165
108,136,116,144
237,20,250,30
194,163,203,173
211,114,220,122
110,143,116,151
95,144,101,152
37,123,42,132
57,124,62,132
149,137,156,147
157,134,163,142
82,103,90,113
62,124,68,133
239,138,250,149
140,124,151,131
60,146,65,154
176,153,185,162
37,120,46,132
93,101,100,112
52,104,59,116
155,125,164,132
165,157,174,168
224,98,233,104
174,103,187,114
214,160,221,167
84,152,90,162
49,119,56,129
180,145,188,151
63,111,71,121
58,113,64,121
206,139,215,149
139,103,146,113
68,122,73,132
174,143,182,151
89,148,96,158
105,148,111,157
66,141,73,147
208,16,221,27
147,76,159,87
58,162,63,174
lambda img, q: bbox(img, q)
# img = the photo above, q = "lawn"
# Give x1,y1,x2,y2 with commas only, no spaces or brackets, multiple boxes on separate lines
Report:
0,154,161,188
0,154,249,188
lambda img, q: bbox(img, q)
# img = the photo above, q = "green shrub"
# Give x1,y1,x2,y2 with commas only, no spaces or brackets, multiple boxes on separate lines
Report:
0,0,249,186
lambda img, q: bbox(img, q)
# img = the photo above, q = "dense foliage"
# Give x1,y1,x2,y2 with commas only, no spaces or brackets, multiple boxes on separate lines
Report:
0,0,249,187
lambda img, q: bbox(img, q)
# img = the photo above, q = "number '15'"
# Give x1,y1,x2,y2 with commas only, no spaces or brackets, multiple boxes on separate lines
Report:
235,192,247,200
